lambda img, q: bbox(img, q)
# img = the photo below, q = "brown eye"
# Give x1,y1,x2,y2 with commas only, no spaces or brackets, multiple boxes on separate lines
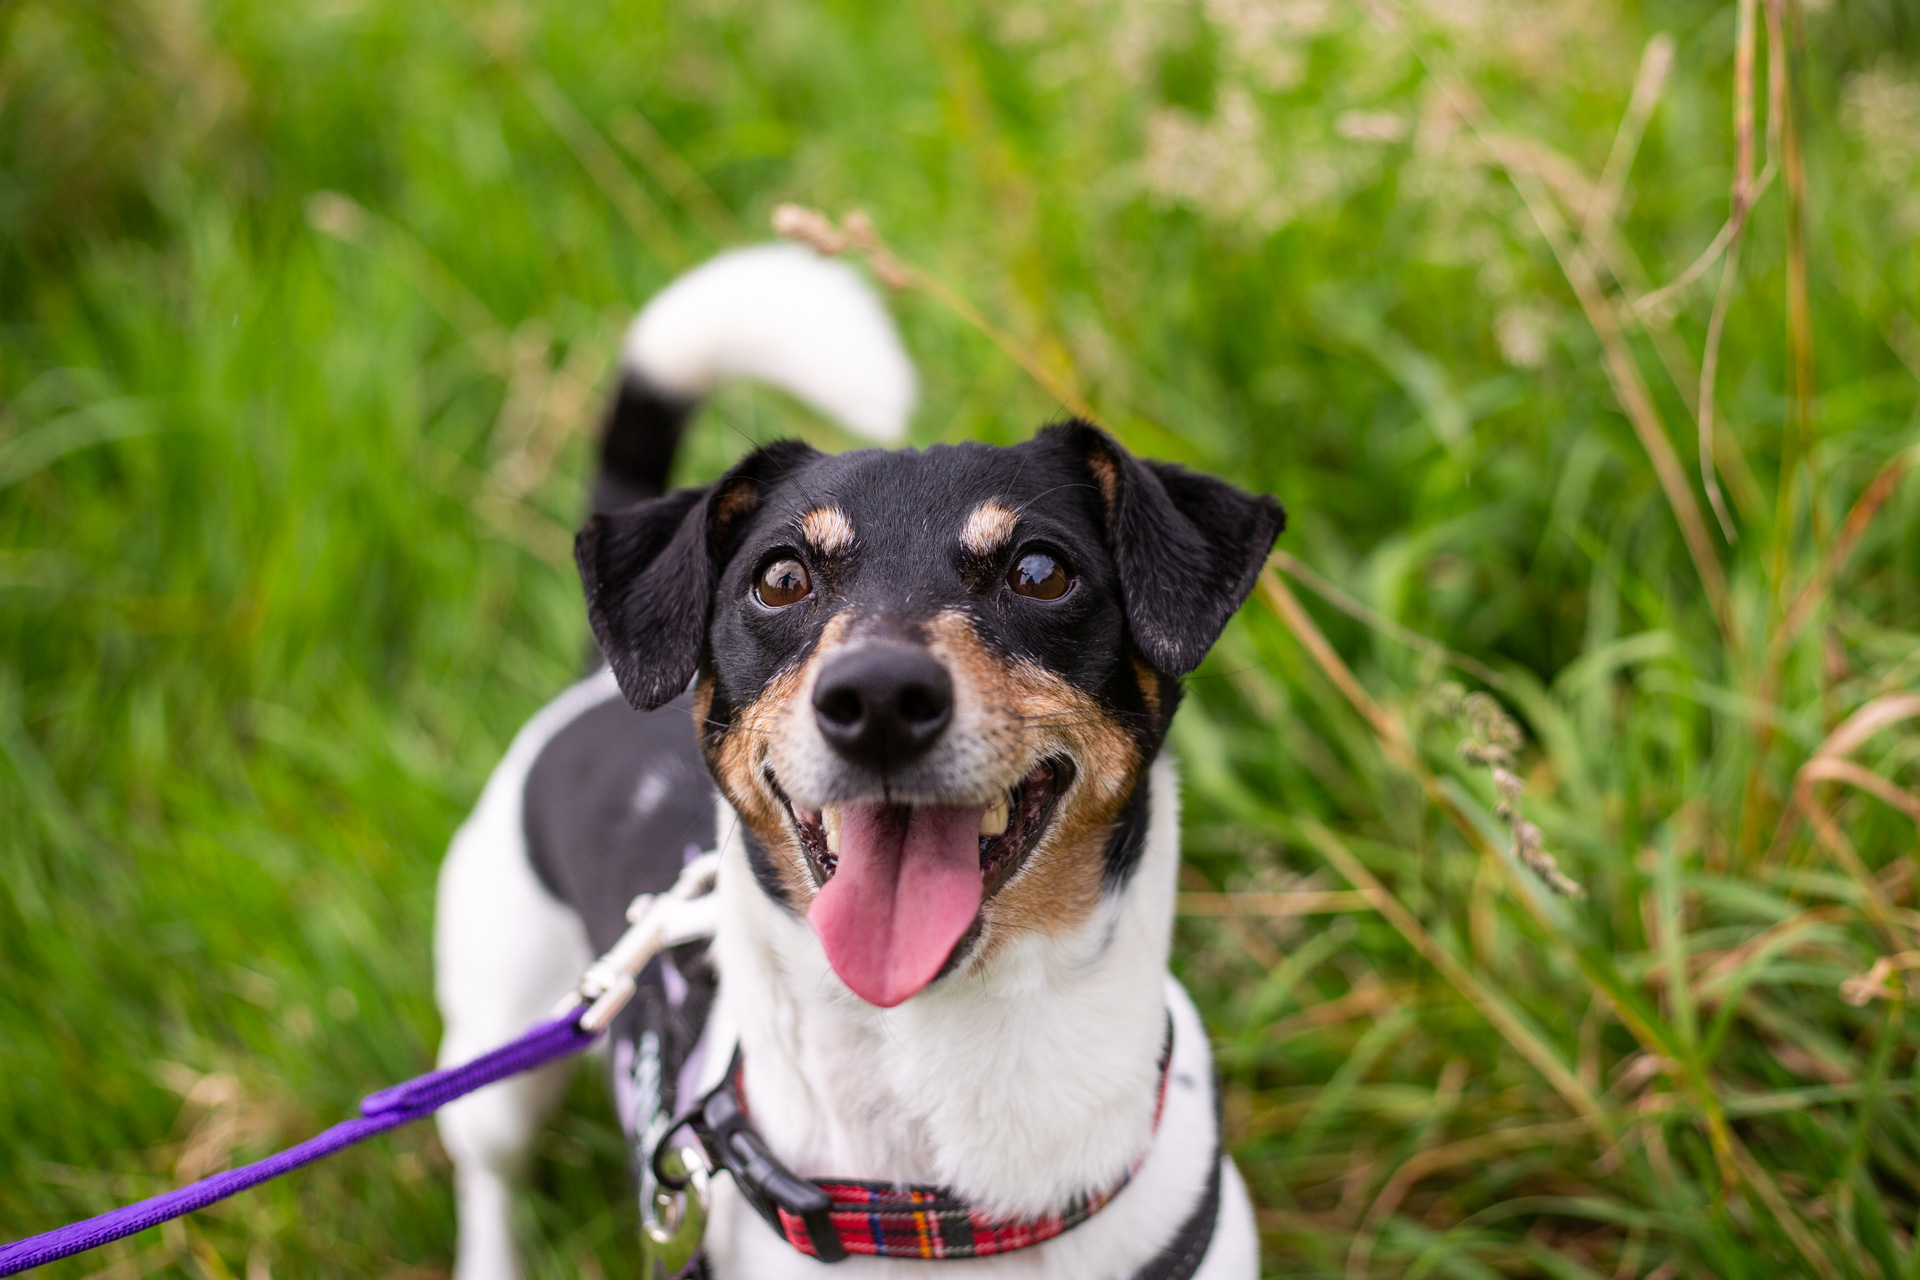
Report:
1009,550,1071,601
756,557,812,608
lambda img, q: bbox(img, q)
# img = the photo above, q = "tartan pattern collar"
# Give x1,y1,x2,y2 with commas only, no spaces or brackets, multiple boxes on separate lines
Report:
773,1174,1128,1261
671,1015,1175,1263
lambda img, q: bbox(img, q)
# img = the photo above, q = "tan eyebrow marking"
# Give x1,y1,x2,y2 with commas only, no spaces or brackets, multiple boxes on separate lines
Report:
959,500,1020,557
799,505,856,555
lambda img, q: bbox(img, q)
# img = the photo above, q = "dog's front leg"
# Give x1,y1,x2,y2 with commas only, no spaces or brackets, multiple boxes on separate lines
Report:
433,743,594,1280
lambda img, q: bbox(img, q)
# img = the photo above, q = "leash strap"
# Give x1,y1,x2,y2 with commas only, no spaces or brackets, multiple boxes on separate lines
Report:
0,1008,598,1278
5,837,1219,1278
1,853,722,1278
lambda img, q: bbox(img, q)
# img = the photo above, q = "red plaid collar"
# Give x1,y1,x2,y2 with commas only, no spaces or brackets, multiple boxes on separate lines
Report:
726,1018,1177,1262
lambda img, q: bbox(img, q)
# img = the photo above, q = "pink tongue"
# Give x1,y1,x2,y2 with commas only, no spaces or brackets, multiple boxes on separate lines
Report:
809,802,986,1007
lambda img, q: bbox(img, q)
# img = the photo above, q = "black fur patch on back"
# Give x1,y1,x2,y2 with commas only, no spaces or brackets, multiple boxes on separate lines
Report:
523,690,717,954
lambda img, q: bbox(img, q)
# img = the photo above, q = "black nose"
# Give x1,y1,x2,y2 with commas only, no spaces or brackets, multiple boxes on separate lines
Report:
812,647,954,773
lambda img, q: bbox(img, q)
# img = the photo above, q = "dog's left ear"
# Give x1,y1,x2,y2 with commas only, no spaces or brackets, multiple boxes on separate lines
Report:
576,440,822,710
1041,421,1284,675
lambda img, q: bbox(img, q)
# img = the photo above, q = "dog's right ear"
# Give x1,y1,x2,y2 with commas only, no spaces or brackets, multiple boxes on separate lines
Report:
576,440,821,710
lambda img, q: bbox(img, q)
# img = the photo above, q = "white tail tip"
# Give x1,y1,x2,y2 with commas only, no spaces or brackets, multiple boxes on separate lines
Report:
621,244,915,444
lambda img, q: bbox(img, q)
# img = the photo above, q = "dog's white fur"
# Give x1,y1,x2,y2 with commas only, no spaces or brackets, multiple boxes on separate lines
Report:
705,752,1257,1279
434,248,1257,1279
436,677,1255,1279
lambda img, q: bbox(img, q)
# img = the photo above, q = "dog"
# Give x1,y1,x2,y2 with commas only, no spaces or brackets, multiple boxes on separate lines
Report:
432,244,1282,1279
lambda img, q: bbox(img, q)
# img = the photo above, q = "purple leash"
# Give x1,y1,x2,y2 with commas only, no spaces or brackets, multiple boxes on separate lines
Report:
0,851,721,1276
0,1006,599,1276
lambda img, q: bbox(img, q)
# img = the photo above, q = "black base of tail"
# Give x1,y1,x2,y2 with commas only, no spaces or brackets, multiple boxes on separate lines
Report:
592,374,695,514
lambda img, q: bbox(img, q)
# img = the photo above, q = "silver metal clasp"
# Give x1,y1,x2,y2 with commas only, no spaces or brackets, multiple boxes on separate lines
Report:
642,1142,711,1276
553,850,721,1031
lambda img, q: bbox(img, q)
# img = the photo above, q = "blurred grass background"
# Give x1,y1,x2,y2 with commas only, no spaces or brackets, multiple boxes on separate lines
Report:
5,0,1920,1275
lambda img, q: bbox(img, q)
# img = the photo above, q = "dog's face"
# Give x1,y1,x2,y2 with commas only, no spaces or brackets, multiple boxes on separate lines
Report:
577,423,1282,1007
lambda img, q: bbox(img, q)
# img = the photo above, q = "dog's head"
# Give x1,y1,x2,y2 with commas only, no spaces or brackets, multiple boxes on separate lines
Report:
577,423,1282,1007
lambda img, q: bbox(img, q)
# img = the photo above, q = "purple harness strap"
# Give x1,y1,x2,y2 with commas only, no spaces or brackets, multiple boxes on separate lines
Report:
0,1006,599,1277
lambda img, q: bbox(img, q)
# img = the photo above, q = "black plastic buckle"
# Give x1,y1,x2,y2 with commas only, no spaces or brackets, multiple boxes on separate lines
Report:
655,1054,847,1263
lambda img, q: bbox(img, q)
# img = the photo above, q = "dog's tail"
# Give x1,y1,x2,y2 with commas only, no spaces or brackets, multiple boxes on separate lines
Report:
591,244,917,512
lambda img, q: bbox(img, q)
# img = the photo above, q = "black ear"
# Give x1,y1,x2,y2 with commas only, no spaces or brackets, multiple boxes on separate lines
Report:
1041,421,1284,676
575,440,822,710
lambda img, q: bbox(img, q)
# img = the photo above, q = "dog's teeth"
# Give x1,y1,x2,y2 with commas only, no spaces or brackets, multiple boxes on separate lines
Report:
823,804,842,854
979,795,1009,837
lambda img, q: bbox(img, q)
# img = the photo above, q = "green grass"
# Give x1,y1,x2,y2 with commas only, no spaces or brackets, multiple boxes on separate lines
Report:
5,0,1920,1275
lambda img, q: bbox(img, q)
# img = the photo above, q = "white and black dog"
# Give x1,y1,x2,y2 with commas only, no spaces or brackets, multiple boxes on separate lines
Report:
433,246,1281,1279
